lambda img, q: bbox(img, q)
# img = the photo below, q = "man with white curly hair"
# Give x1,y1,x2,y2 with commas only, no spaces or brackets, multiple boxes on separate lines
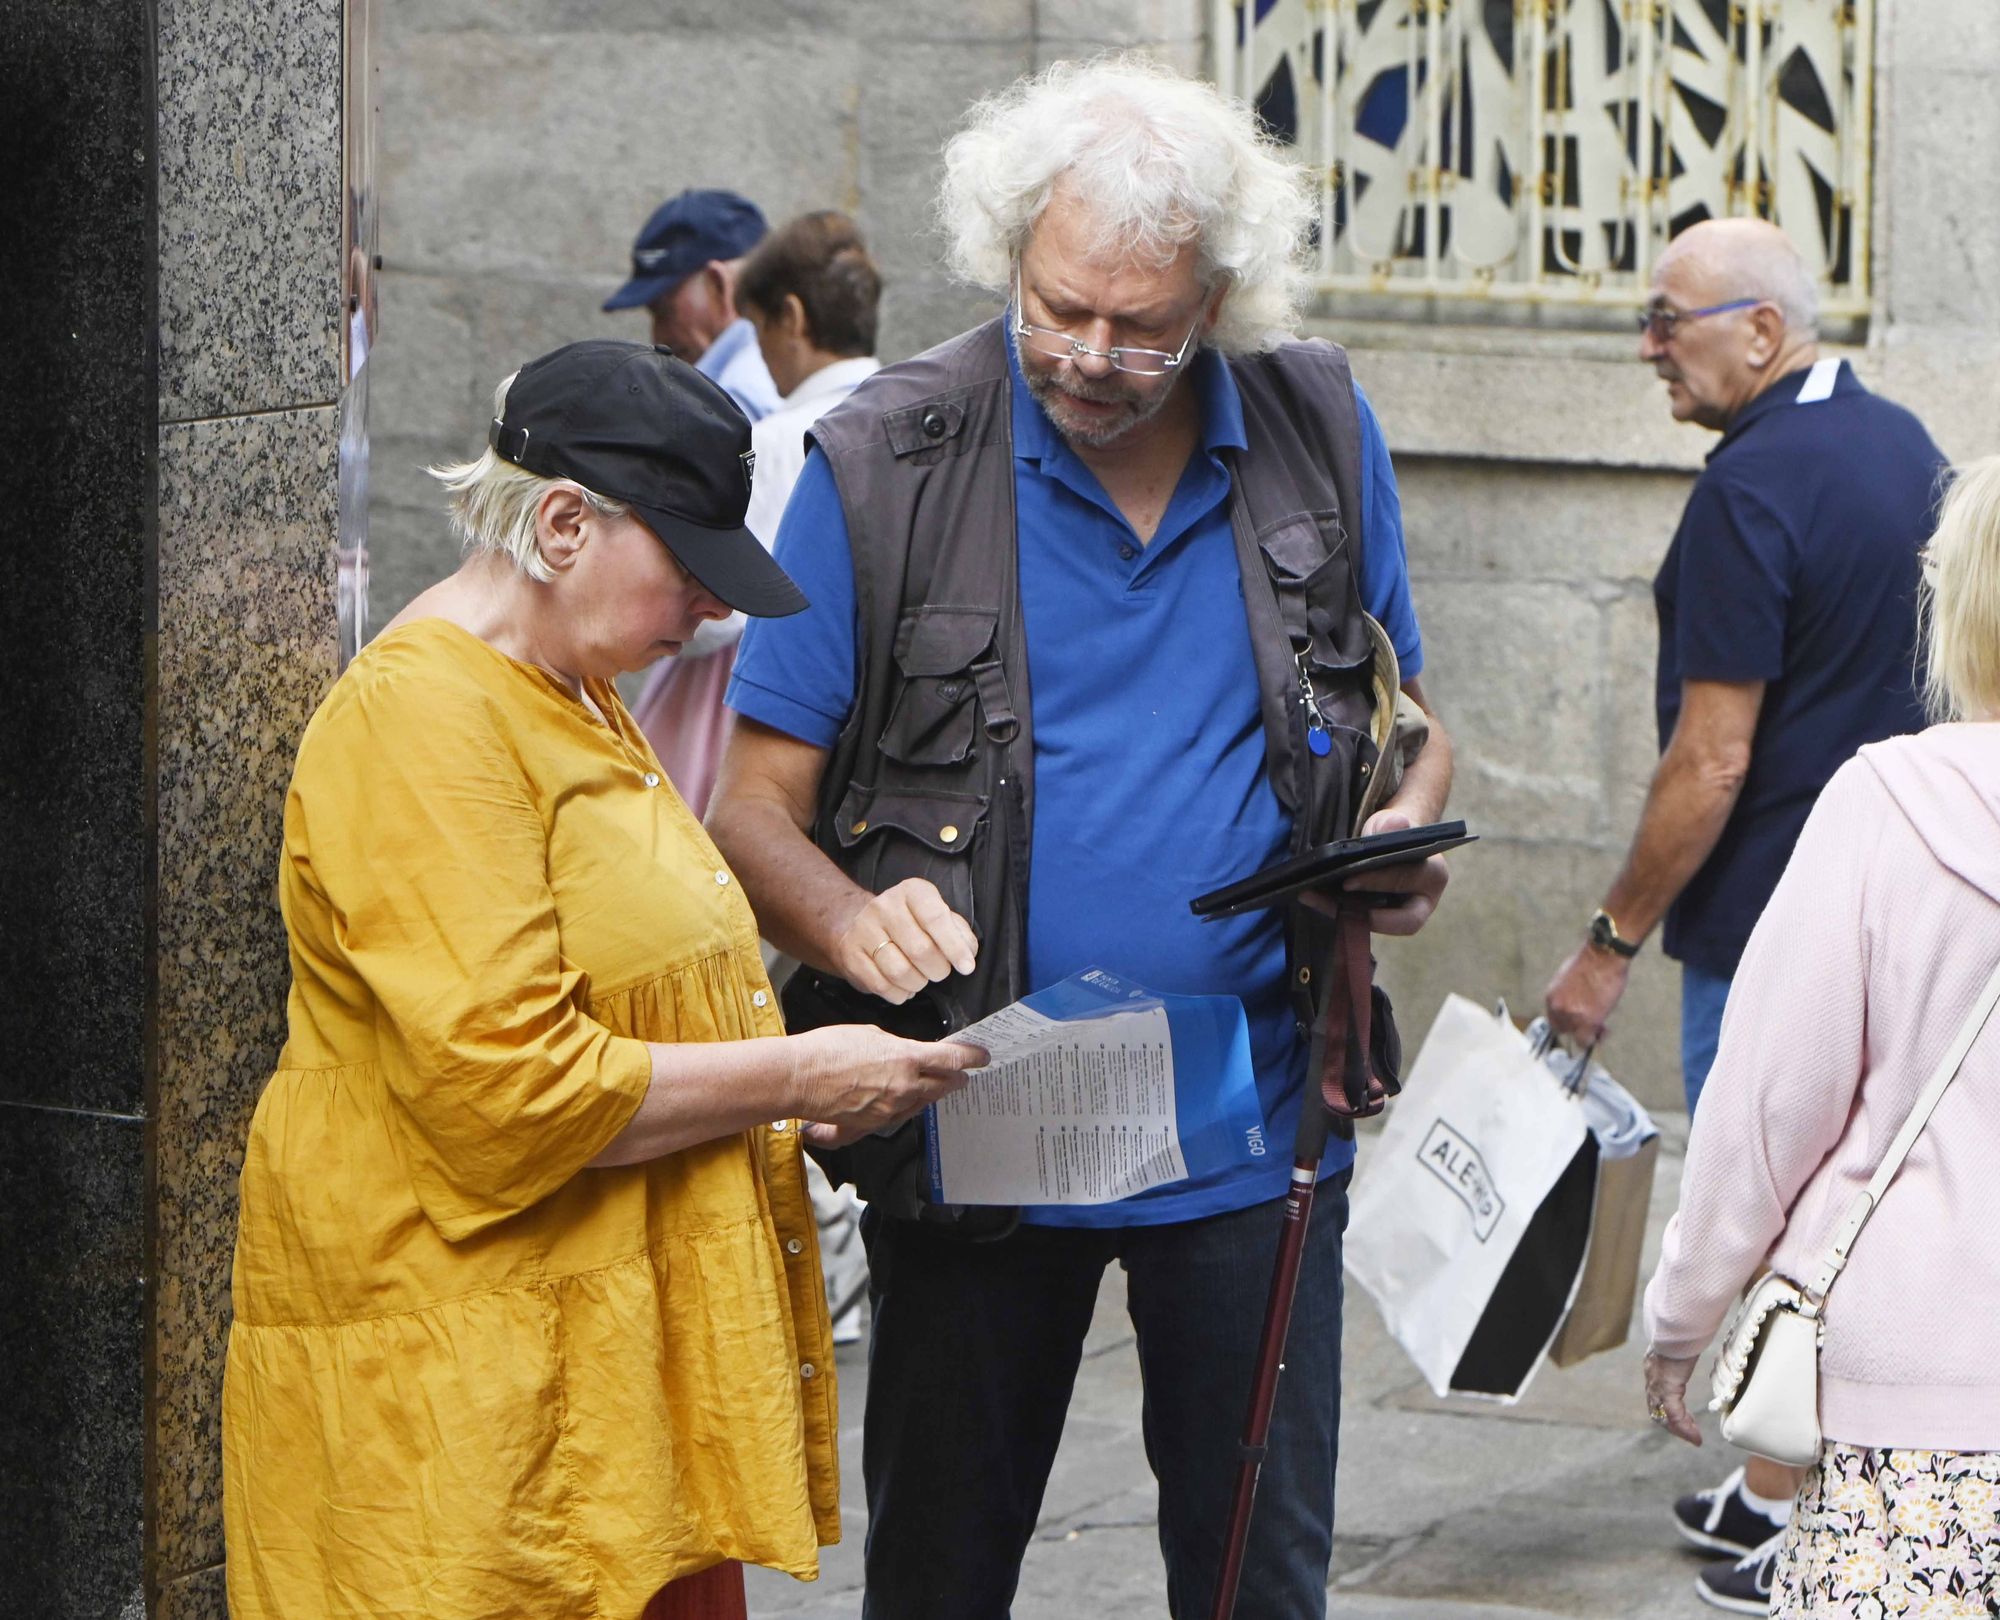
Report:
709,55,1454,1616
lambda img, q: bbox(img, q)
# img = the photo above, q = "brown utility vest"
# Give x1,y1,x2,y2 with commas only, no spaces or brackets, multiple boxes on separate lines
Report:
784,317,1392,1222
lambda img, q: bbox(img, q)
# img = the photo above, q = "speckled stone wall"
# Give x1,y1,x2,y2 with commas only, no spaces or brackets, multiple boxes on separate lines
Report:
150,0,346,1611
0,1,346,1616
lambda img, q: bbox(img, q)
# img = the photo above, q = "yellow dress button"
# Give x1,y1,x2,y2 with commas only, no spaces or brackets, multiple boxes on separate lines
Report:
643,772,660,788
785,1238,804,1255
752,990,769,1009
714,870,730,886
770,1118,789,1132
939,824,960,843
800,1362,817,1380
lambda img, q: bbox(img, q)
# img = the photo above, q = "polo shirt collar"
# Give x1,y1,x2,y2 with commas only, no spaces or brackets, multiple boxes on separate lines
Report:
1005,317,1249,469
1713,357,1861,456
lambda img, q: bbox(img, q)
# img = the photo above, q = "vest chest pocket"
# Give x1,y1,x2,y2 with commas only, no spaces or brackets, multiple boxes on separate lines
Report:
1259,511,1380,833
833,782,988,936
878,607,999,767
1258,512,1372,679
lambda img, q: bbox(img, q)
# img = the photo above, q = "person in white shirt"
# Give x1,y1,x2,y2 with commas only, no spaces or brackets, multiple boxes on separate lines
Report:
629,211,883,822
738,212,885,543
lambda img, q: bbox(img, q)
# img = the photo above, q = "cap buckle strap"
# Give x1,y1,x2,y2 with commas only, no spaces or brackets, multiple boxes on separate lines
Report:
488,418,532,466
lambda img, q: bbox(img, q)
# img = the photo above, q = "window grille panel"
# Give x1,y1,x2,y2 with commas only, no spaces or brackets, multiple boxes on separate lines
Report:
1213,0,1872,315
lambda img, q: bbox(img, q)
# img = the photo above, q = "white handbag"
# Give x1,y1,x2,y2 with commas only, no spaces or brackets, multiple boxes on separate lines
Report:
1708,956,2000,1466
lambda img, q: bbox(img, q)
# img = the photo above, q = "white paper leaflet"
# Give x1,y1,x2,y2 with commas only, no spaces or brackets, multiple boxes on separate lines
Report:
930,998,1186,1205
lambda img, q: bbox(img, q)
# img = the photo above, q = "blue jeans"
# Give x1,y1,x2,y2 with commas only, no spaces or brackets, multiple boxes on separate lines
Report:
858,1174,1351,1620
1681,964,1734,1117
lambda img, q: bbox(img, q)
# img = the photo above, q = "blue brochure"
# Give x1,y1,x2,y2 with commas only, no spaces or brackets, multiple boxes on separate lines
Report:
924,967,1264,1206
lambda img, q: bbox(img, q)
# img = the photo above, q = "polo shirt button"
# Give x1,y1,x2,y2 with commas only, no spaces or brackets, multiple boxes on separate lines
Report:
800,1362,817,1380
643,772,660,788
714,870,730,886
785,1237,804,1255
1119,543,1136,561
753,989,769,1008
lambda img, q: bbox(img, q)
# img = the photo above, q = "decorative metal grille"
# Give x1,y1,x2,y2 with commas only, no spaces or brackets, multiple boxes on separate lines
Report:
1213,0,1873,315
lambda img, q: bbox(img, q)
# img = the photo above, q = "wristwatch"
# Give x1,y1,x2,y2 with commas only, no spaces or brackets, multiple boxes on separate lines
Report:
1588,908,1642,959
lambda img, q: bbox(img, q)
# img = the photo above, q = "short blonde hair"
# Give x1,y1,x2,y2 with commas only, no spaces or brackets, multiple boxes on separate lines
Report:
938,55,1315,354
427,372,628,583
1920,455,2000,722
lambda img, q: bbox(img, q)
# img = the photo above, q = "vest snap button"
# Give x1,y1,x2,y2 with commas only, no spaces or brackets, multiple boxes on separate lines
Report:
851,819,869,835
939,824,960,843
1298,966,1312,986
921,410,947,439
938,680,963,701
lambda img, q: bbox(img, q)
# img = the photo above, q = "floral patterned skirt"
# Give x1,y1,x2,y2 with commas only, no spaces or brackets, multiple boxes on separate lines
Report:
1774,1443,2000,1617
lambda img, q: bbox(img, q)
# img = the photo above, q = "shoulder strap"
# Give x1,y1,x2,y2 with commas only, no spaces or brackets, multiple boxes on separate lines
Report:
1805,955,2000,1307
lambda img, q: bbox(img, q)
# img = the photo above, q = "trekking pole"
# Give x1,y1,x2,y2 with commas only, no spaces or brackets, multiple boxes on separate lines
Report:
1208,908,1374,1620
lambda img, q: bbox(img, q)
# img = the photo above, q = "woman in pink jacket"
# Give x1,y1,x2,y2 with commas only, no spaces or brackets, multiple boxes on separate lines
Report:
1643,455,2000,1618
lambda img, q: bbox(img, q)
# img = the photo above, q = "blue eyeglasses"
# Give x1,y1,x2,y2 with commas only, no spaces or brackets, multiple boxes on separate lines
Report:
1637,297,1765,341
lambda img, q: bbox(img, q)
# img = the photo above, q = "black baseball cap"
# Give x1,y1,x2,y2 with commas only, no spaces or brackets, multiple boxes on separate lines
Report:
488,340,806,618
603,189,768,312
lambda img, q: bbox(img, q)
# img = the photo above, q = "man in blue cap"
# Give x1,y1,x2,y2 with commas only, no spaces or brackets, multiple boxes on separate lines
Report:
606,188,780,422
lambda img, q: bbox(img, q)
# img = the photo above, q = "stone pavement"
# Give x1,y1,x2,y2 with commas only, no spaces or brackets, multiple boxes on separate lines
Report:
748,1119,1730,1619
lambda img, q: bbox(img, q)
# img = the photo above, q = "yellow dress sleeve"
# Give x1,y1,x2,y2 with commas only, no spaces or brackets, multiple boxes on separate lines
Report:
296,667,652,1241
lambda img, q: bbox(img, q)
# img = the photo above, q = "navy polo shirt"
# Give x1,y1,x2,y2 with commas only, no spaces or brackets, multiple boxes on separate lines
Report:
1655,359,1945,976
729,338,1422,1226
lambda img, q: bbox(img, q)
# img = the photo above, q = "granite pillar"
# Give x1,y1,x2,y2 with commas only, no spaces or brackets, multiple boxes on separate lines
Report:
1,1,350,1614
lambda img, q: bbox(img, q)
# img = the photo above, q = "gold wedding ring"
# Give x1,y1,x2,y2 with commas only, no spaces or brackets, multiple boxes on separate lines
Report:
870,938,895,958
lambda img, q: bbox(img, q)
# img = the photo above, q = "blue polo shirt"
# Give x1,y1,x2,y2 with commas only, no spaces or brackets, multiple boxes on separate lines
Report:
1655,359,1945,976
695,316,779,422
730,339,1422,1225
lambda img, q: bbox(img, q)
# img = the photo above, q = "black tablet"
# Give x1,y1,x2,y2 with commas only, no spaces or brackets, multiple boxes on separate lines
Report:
1189,820,1476,919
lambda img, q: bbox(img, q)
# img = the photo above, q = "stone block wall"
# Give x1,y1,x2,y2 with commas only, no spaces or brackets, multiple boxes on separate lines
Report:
365,0,1209,619
362,0,2000,1121
1341,0,2000,1100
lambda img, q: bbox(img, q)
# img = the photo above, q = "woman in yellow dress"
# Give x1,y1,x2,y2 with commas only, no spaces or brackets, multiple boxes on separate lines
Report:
221,340,984,1620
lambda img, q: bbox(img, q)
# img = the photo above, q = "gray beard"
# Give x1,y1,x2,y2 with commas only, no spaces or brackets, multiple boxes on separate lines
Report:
1010,327,1188,451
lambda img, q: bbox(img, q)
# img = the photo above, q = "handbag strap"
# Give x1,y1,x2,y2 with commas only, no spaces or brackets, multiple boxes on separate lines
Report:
1803,955,2000,1309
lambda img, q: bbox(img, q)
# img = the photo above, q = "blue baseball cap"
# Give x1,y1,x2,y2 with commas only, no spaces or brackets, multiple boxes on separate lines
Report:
603,189,769,313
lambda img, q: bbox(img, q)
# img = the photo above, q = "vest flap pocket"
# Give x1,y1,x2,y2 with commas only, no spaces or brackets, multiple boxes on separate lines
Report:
885,399,969,459
893,608,996,677
1257,511,1345,582
1258,514,1370,674
880,608,998,766
831,783,989,936
834,783,989,856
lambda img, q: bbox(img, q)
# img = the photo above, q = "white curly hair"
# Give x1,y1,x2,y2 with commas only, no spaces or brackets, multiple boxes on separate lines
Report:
938,55,1315,355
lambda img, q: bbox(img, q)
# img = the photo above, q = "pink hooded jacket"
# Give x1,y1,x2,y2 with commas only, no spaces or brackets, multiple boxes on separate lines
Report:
1644,724,2000,1451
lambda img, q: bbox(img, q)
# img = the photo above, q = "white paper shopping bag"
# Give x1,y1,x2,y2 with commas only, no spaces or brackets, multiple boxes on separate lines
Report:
1344,994,1591,1399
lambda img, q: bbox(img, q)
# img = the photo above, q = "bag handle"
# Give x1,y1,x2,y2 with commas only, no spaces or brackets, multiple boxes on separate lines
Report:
1803,955,2000,1310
